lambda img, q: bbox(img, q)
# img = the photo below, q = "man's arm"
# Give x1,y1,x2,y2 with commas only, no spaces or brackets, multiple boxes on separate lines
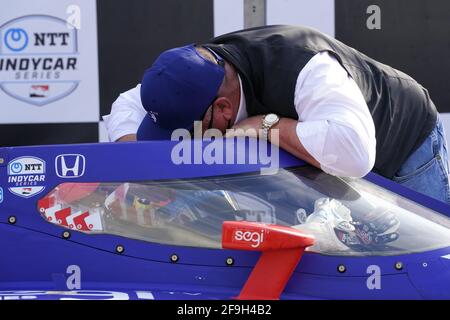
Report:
226,116,321,168
228,115,374,178
117,134,137,142
270,118,321,168
229,51,376,178
102,84,147,142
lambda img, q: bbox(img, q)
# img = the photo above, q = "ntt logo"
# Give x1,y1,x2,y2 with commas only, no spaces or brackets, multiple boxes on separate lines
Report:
0,15,80,106
4,28,29,52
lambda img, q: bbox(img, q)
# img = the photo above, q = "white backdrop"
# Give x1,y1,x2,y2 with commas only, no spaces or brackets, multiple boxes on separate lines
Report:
213,0,335,37
0,0,99,124
214,0,244,37
266,0,335,36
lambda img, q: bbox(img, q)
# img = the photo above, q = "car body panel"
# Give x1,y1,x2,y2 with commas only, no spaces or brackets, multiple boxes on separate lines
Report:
1,140,450,300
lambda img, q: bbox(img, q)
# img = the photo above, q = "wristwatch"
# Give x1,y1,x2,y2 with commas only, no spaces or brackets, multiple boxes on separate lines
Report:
261,114,280,140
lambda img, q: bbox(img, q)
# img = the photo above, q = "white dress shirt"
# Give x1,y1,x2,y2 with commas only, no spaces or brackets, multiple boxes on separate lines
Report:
103,84,147,142
103,51,376,178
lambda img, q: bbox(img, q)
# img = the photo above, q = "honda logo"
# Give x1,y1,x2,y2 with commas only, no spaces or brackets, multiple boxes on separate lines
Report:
55,154,86,178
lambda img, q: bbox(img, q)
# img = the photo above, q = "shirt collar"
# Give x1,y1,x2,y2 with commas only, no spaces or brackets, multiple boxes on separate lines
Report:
234,74,248,124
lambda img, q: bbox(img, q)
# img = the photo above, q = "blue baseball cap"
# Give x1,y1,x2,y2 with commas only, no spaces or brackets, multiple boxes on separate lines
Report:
137,44,225,140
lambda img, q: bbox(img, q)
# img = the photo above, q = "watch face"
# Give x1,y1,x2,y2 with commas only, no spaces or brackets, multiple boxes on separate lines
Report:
265,114,279,124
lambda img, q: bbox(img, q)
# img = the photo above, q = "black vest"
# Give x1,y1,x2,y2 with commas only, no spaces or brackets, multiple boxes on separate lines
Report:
205,25,437,179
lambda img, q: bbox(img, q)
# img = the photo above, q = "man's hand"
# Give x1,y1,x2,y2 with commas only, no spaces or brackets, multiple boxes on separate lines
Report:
225,115,264,138
116,134,137,142
227,116,321,169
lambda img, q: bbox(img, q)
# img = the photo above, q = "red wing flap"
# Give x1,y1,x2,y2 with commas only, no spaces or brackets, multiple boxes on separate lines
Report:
73,212,91,231
37,195,56,213
222,221,315,300
55,207,72,226
237,248,306,300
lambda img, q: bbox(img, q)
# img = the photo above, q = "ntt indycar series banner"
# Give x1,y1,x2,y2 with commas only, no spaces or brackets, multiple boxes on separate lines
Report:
0,0,99,124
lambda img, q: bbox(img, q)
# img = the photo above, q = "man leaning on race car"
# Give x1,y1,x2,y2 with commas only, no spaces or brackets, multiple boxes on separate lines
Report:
103,25,450,204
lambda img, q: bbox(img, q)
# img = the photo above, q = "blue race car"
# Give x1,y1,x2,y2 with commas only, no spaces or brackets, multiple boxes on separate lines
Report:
0,139,450,300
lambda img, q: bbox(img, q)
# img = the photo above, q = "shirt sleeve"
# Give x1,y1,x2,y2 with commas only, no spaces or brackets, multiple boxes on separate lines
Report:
102,84,147,142
294,51,377,178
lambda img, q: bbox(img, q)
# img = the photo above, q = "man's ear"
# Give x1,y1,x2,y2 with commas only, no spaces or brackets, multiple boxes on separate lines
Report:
214,97,233,121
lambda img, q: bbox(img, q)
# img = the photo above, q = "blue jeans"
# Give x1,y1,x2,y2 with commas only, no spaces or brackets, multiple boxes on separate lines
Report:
393,116,450,204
